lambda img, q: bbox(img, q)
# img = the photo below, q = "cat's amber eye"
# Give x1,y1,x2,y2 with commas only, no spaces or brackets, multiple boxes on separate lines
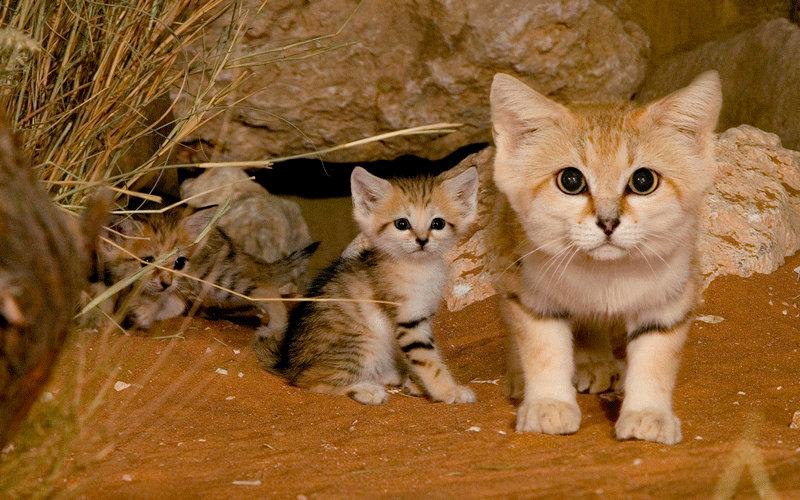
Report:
628,168,659,195
141,256,155,267
430,217,446,230
556,167,586,195
394,218,411,231
173,256,188,270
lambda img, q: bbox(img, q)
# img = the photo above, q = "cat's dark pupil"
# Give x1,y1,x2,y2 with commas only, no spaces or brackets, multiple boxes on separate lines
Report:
174,257,187,270
430,217,445,230
631,168,655,193
559,168,584,193
141,256,155,267
394,218,410,230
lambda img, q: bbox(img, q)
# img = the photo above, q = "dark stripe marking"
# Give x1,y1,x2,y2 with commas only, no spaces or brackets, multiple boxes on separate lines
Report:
401,341,434,353
398,315,431,329
628,315,690,342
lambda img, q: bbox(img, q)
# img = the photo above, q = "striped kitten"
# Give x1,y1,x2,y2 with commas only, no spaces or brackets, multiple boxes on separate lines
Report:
256,166,479,405
99,206,317,332
489,71,722,444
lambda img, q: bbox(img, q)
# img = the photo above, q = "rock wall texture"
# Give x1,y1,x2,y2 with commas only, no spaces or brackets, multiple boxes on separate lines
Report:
638,18,800,151
176,0,648,163
443,126,800,311
598,0,788,60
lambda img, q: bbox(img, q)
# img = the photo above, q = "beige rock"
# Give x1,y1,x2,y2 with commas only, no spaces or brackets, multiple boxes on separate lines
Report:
443,125,800,311
176,0,648,163
638,18,800,150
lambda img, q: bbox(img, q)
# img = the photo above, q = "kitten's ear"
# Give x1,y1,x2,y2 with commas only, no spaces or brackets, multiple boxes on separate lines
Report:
490,73,570,147
350,167,391,219
442,167,479,226
642,70,722,144
182,208,216,241
108,215,142,239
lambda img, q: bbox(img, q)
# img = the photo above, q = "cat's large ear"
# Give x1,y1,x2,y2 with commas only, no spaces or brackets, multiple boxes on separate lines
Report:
442,166,479,226
350,167,391,220
490,73,570,148
182,208,217,241
641,70,722,146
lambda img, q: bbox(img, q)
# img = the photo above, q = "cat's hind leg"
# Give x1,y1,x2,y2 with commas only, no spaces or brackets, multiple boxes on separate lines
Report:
573,319,622,394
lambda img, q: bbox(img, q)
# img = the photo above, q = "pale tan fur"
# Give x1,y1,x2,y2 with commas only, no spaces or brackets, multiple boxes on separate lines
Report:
488,71,722,444
258,167,479,406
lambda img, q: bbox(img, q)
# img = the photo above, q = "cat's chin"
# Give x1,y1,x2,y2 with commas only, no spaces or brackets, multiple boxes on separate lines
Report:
586,244,627,261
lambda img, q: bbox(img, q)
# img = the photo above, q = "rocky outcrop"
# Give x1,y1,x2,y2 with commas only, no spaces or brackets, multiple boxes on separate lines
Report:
176,0,648,163
443,126,800,311
638,18,800,150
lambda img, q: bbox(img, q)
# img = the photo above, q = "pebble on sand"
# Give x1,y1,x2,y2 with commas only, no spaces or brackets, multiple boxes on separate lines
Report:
114,381,131,392
790,411,800,429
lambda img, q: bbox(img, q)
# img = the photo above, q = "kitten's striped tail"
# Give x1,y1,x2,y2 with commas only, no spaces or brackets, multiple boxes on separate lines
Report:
253,330,283,375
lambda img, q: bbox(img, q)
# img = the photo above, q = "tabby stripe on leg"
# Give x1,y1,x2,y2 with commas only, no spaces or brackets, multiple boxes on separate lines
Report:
400,341,434,352
628,314,691,342
397,315,432,330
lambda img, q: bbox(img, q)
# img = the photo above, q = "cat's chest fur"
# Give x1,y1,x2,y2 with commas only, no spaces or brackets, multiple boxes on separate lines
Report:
521,247,692,317
383,258,447,320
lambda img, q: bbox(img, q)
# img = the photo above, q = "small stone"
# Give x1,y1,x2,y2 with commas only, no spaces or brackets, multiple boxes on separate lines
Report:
789,411,800,429
215,368,228,376
114,381,131,392
737,391,746,396
695,315,724,324
632,458,642,466
497,430,507,435
466,426,481,433
205,347,212,354
238,372,244,378
694,435,703,441
782,310,788,315
225,396,235,401
232,480,262,486
2,443,14,454
233,349,241,355
40,391,54,402
777,386,783,391
121,474,133,482
198,438,207,442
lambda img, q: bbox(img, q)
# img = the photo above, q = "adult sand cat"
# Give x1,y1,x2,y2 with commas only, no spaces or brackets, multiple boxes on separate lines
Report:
489,71,722,444
257,166,479,405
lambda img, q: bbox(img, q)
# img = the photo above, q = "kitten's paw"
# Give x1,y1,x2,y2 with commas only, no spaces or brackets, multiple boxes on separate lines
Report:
574,359,620,394
347,383,388,405
403,378,424,396
515,398,581,435
433,384,477,404
615,408,682,445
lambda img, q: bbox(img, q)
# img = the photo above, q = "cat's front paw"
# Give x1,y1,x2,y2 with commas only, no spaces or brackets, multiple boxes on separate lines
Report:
574,358,621,394
433,384,476,404
516,398,580,434
347,383,389,405
615,408,682,445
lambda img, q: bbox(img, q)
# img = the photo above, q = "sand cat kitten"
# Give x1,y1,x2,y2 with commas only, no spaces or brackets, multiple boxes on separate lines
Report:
100,206,317,332
256,166,479,405
180,167,312,295
489,71,722,444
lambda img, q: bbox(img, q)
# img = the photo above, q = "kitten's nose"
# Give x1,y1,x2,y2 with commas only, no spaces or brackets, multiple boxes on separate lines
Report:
596,217,620,236
159,279,172,290
415,237,428,248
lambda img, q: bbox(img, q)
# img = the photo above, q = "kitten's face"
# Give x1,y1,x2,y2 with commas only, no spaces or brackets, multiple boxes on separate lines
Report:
350,167,478,260
103,210,195,296
490,72,722,264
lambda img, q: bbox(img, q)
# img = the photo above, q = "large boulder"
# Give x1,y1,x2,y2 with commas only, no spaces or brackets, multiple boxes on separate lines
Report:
443,126,800,311
638,18,800,151
176,0,648,163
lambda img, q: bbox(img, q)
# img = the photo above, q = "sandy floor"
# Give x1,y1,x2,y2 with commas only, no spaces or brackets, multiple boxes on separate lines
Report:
7,253,800,497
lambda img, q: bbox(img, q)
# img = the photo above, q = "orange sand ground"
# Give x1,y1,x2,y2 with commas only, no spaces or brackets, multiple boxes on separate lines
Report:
6,254,800,497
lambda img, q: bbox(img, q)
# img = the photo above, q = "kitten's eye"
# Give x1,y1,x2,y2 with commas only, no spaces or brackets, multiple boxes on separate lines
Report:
556,167,586,195
173,256,188,270
141,256,155,267
430,217,446,230
394,218,411,231
628,168,659,195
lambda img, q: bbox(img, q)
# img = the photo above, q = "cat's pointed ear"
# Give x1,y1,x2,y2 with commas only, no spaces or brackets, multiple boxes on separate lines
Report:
642,70,722,144
182,208,216,241
490,73,570,147
350,167,391,219
442,166,479,226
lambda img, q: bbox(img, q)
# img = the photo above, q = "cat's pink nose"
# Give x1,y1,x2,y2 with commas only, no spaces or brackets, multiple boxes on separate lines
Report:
596,217,620,236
